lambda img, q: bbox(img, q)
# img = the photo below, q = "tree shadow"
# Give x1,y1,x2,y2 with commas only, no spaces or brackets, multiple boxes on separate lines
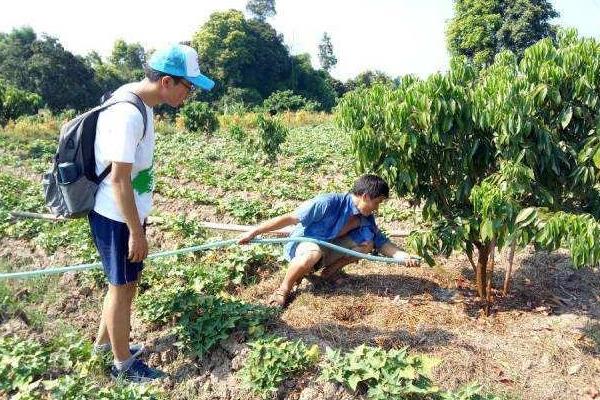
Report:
579,322,600,356
303,272,449,302
459,250,600,318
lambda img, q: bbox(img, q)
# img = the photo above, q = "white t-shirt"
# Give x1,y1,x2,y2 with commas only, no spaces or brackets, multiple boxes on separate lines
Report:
93,83,155,223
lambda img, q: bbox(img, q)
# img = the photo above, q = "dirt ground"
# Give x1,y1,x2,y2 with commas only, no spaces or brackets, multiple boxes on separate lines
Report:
1,152,599,399
2,214,599,400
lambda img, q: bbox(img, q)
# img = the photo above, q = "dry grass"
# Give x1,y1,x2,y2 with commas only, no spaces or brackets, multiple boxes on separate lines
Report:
218,111,332,130
234,248,600,400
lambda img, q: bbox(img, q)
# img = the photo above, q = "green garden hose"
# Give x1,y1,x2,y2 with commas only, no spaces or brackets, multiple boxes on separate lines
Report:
0,237,421,280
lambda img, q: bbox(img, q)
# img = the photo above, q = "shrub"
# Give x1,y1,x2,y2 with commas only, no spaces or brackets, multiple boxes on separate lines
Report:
228,123,247,142
262,90,320,114
0,81,43,126
336,30,600,308
180,101,219,134
255,113,288,161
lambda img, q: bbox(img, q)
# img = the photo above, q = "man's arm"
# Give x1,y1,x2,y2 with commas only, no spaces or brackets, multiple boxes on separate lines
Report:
238,213,299,244
378,241,420,267
111,161,148,262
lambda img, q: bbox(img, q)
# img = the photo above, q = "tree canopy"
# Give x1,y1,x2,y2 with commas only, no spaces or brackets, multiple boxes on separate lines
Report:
336,30,600,310
0,27,100,111
246,0,276,22
447,0,558,65
318,32,337,72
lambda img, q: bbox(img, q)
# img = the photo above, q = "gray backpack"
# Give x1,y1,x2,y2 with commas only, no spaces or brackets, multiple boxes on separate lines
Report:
42,92,148,219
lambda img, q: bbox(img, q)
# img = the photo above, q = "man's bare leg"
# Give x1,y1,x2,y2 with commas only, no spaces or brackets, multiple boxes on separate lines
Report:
270,250,321,306
95,279,139,348
102,281,138,362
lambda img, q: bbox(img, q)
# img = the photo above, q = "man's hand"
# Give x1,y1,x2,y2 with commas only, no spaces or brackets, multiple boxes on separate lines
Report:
238,229,259,245
404,257,421,268
128,231,148,262
392,251,421,267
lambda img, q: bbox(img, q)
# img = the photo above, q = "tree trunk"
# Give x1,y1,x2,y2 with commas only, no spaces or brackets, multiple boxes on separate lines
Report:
503,240,517,295
485,240,496,316
475,243,490,300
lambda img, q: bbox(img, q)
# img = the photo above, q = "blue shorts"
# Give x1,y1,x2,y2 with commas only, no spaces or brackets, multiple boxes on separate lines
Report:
88,210,145,286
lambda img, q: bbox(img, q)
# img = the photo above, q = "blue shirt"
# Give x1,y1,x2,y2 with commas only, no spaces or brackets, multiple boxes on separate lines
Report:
284,193,390,260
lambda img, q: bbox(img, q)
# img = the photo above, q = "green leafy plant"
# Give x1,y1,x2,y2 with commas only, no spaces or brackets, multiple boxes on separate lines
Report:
262,90,320,114
254,113,288,161
336,30,600,310
0,331,146,399
137,288,275,358
180,101,219,134
0,282,19,321
440,383,504,400
228,123,247,142
0,337,49,394
220,196,272,224
175,295,274,358
159,214,208,248
190,245,279,293
0,173,46,239
320,345,440,399
241,336,320,398
33,218,97,260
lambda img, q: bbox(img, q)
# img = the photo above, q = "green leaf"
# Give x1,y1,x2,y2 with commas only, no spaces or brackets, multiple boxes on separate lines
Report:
515,207,537,227
348,374,363,391
480,219,494,241
593,146,600,169
418,356,441,376
560,106,573,129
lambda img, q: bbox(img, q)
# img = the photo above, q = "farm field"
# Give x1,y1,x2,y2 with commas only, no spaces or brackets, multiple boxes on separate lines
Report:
1,116,599,400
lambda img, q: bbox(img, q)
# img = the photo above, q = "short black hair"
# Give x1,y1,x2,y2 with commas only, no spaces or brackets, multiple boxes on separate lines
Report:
144,65,183,84
351,174,389,198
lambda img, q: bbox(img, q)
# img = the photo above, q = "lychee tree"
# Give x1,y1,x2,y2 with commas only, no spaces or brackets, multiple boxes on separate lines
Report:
336,30,600,312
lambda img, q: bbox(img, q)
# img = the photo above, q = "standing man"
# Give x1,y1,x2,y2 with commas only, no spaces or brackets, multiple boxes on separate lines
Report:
89,44,214,382
239,174,420,307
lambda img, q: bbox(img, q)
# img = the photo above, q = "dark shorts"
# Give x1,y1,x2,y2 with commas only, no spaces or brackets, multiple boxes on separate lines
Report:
88,210,144,286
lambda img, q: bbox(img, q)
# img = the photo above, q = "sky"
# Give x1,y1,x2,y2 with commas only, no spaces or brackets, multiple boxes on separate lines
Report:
0,0,598,82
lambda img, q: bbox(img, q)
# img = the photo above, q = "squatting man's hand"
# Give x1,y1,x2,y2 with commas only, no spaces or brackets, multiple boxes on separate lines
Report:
238,229,260,245
392,250,421,267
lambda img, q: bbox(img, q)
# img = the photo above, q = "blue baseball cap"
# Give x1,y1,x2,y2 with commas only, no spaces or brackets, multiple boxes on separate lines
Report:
148,44,215,91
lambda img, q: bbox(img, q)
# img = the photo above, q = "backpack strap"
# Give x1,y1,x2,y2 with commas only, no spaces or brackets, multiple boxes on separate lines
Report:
96,91,149,183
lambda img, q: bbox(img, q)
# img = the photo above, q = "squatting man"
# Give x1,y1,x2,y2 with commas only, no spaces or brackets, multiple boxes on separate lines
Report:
239,174,420,307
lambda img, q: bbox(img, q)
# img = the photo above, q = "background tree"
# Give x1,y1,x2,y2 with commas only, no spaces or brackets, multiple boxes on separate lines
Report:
336,30,600,312
246,0,276,22
0,27,100,111
288,54,337,111
84,51,126,97
446,0,503,65
345,70,394,91
447,0,558,65
192,10,337,111
192,10,290,100
496,0,559,58
108,39,146,80
318,32,337,72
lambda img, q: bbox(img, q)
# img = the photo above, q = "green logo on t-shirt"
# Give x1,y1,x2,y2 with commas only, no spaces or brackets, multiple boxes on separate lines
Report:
132,166,154,195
